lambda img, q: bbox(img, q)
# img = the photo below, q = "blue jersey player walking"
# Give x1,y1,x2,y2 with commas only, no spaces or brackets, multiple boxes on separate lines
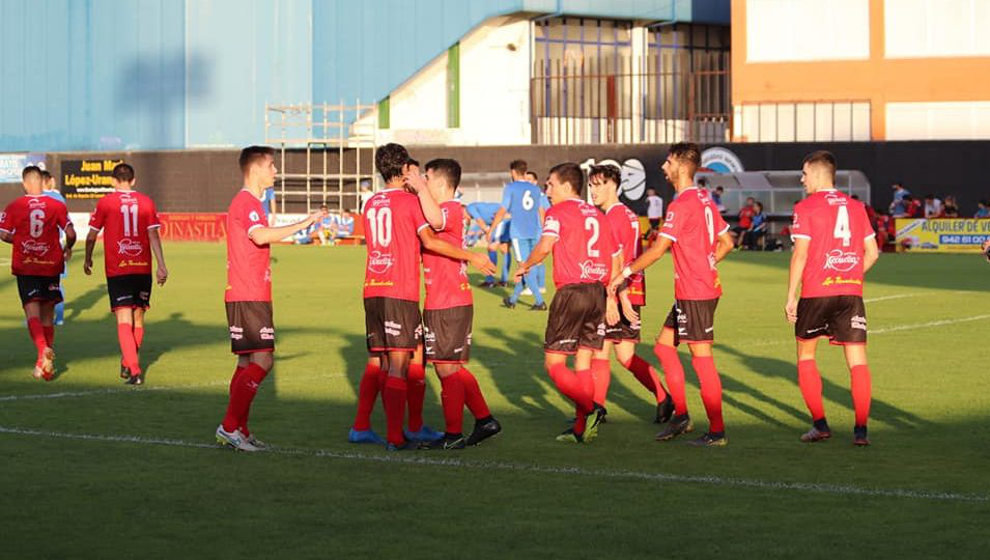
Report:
41,170,67,325
490,160,546,310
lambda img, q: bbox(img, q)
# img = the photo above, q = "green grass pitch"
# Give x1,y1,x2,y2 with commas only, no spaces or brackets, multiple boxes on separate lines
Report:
1,243,988,558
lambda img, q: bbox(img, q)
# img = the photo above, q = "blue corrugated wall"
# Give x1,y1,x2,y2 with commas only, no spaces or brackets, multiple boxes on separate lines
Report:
0,0,727,151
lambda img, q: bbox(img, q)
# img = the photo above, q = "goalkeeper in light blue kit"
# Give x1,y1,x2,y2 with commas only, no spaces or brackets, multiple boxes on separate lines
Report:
490,160,546,310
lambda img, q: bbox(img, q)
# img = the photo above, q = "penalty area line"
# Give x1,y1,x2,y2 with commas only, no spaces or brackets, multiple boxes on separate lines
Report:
0,425,985,504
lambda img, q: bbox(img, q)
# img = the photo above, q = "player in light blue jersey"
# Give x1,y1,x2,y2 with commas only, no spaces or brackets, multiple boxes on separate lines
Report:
41,170,68,325
527,170,550,295
490,160,546,310
261,186,276,225
466,201,511,287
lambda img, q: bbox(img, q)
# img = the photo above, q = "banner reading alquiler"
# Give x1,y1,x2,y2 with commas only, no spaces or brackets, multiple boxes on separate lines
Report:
895,218,990,253
61,158,124,199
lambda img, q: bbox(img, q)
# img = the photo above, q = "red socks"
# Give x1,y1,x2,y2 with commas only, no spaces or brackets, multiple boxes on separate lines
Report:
116,323,141,374
547,363,594,413
439,373,465,435
458,368,490,419
798,360,826,421
133,326,145,350
406,362,426,432
383,376,408,445
43,325,54,348
655,344,687,415
26,318,47,359
850,364,872,427
692,356,724,433
221,363,268,433
353,363,382,431
591,359,611,406
622,354,668,403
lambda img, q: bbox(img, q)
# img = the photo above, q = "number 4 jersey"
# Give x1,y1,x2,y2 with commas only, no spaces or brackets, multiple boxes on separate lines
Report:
660,186,729,301
89,189,161,277
790,189,875,298
0,194,71,277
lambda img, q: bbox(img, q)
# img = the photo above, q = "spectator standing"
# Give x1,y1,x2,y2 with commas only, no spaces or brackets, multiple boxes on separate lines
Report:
646,188,664,231
923,194,943,218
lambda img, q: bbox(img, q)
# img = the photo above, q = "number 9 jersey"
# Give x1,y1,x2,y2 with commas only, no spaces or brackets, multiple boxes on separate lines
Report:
659,187,729,300
89,190,161,277
0,195,71,277
790,190,875,298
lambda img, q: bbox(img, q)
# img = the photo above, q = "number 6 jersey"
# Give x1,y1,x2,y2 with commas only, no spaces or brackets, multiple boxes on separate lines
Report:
790,189,875,298
0,194,71,277
89,189,161,277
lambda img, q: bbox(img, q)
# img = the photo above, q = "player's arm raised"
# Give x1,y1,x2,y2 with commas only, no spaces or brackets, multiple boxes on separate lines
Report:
785,237,810,323
248,209,327,246
403,167,444,230
418,228,496,276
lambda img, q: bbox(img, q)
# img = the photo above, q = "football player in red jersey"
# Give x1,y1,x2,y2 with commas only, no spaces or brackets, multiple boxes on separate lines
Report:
609,143,734,446
587,164,674,424
0,166,76,380
514,162,622,443
351,143,495,450
215,146,327,452
410,158,501,449
786,150,879,446
84,164,168,385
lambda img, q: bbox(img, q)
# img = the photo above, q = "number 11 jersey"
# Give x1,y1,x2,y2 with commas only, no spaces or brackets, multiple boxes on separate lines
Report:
88,189,161,277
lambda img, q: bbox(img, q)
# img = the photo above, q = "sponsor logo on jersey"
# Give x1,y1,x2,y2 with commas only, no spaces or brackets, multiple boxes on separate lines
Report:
117,238,144,256
368,250,394,274
579,259,608,281
249,211,261,223
28,198,46,209
823,249,860,272
21,239,50,254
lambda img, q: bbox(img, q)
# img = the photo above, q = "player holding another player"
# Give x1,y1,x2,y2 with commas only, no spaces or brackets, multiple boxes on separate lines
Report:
609,143,734,446
407,158,502,449
215,146,328,452
785,150,879,446
0,166,76,380
351,143,495,450
515,162,621,443
587,164,675,423
84,164,169,385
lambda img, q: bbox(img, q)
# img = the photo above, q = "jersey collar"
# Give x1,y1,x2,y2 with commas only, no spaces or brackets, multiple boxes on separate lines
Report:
240,188,265,201
604,202,623,213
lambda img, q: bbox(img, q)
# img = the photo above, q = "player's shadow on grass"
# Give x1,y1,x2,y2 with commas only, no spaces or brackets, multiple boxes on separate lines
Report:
65,284,106,321
717,344,929,429
478,327,559,415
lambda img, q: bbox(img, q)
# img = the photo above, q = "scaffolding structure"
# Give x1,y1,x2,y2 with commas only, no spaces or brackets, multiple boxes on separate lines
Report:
264,102,378,214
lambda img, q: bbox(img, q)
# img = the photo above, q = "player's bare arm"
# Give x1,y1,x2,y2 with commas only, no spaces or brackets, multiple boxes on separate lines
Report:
488,206,508,244
62,223,77,262
248,209,327,246
714,231,734,263
83,228,99,275
609,235,672,293
513,235,554,282
403,166,444,230
418,228,496,276
0,231,11,243
785,237,810,323
863,236,879,273
149,228,169,286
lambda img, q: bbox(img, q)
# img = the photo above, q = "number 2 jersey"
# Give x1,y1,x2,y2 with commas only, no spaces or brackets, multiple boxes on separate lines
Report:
422,200,472,310
363,188,429,302
0,194,71,277
660,186,729,301
603,202,646,305
88,189,161,277
541,198,618,288
790,189,875,298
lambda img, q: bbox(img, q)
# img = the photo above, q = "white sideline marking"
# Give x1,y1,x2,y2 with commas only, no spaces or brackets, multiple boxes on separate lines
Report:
0,425,985,504
868,314,990,335
863,293,916,303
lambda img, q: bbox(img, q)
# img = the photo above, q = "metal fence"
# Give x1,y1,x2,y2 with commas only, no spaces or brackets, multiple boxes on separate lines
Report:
530,53,731,145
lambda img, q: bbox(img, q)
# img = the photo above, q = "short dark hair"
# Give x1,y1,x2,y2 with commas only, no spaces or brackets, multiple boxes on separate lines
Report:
40,169,52,180
549,162,584,195
112,163,135,182
525,171,538,181
239,146,276,173
588,164,621,187
510,159,528,174
715,186,724,193
22,165,42,179
802,150,836,180
376,143,410,183
425,158,462,189
668,142,701,167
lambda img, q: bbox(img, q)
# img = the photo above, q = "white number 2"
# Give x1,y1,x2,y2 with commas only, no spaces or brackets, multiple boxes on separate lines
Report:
29,209,44,238
585,217,600,257
833,206,851,247
120,204,139,237
367,207,393,247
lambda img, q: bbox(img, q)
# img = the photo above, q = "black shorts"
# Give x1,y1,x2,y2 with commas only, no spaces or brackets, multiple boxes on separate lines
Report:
423,305,472,364
107,274,152,311
545,283,606,354
16,275,62,306
226,301,275,354
795,296,867,345
605,304,641,342
662,299,719,346
364,297,423,353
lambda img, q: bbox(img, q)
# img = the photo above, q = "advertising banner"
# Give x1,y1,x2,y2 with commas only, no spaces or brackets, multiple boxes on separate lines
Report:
0,153,46,182
895,218,990,253
61,158,125,199
158,213,226,242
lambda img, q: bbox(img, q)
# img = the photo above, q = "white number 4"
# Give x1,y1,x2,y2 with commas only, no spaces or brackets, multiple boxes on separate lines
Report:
833,206,851,247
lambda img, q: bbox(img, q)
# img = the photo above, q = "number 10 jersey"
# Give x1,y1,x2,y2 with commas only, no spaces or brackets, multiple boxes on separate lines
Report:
362,188,429,302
